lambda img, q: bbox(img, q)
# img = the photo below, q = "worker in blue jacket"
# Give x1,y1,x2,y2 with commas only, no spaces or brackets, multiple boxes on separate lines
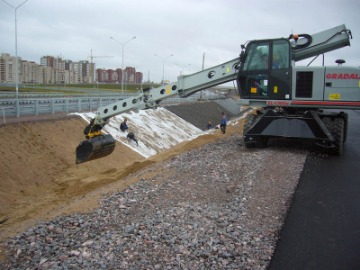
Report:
220,112,227,134
120,118,129,132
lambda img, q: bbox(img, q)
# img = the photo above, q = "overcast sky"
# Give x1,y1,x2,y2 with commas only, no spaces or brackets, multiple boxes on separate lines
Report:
1,0,359,83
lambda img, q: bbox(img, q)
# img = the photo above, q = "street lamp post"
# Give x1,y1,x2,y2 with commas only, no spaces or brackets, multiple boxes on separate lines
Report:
154,54,173,83
110,36,136,93
1,0,29,117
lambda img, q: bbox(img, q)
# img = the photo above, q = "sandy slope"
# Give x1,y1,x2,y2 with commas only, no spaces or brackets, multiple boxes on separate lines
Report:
0,110,243,243
0,116,146,239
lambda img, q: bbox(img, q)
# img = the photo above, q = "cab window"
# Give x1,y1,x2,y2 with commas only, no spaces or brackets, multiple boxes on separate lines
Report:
272,40,290,69
242,42,270,71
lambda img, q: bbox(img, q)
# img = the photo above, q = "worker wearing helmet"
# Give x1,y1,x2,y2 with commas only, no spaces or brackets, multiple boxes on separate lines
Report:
260,54,269,69
272,52,282,69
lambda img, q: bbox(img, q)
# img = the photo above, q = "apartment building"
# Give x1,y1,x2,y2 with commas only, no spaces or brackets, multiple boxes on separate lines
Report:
0,53,142,85
39,56,95,84
0,53,16,83
96,67,142,84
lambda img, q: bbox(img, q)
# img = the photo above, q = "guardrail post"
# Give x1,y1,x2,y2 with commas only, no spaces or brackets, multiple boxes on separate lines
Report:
16,100,20,117
35,100,39,115
2,108,6,124
52,99,55,114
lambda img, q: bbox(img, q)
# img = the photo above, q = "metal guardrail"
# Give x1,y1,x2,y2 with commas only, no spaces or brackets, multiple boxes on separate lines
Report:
0,92,121,99
0,97,121,118
0,93,210,119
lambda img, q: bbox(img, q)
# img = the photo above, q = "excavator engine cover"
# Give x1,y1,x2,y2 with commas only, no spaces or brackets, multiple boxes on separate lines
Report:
76,134,116,164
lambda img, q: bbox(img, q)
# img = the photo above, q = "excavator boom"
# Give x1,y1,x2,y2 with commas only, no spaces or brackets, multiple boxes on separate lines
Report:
291,24,351,61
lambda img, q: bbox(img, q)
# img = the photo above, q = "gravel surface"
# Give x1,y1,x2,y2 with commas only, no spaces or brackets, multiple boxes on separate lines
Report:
1,133,307,269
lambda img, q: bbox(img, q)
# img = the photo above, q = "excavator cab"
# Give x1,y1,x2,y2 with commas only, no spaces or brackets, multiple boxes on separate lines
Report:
237,38,291,101
75,118,116,164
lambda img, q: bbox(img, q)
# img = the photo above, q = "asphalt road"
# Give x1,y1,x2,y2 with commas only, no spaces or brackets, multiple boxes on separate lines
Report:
268,110,360,270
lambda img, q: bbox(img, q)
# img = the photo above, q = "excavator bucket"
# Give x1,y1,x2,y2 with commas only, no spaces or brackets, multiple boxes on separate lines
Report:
76,134,116,164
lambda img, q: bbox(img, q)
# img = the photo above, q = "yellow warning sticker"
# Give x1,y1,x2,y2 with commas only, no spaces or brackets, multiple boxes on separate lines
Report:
251,87,257,94
274,86,278,94
329,93,341,100
166,85,171,95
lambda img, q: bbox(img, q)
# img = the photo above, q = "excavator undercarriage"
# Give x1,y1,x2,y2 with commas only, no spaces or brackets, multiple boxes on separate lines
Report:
243,108,348,155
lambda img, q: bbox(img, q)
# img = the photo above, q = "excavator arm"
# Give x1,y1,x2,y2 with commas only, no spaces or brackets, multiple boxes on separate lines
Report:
76,57,240,164
94,57,240,123
289,24,352,62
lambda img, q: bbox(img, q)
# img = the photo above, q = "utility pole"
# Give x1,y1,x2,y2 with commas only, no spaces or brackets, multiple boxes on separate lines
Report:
202,52,205,70
154,54,173,84
1,0,29,117
200,52,206,100
110,36,136,93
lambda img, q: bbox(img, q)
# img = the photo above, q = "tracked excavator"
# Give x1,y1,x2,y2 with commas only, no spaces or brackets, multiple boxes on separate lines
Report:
76,24,360,164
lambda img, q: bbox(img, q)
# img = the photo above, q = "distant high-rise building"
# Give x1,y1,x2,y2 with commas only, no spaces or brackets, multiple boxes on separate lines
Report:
124,67,136,83
1,52,142,85
40,56,56,68
96,67,142,84
135,72,143,84
0,53,19,83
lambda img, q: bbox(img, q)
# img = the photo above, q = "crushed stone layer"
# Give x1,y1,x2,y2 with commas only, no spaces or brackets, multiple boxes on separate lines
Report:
1,132,307,269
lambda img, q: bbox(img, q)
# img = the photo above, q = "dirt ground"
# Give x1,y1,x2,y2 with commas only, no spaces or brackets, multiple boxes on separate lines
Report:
0,114,240,247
